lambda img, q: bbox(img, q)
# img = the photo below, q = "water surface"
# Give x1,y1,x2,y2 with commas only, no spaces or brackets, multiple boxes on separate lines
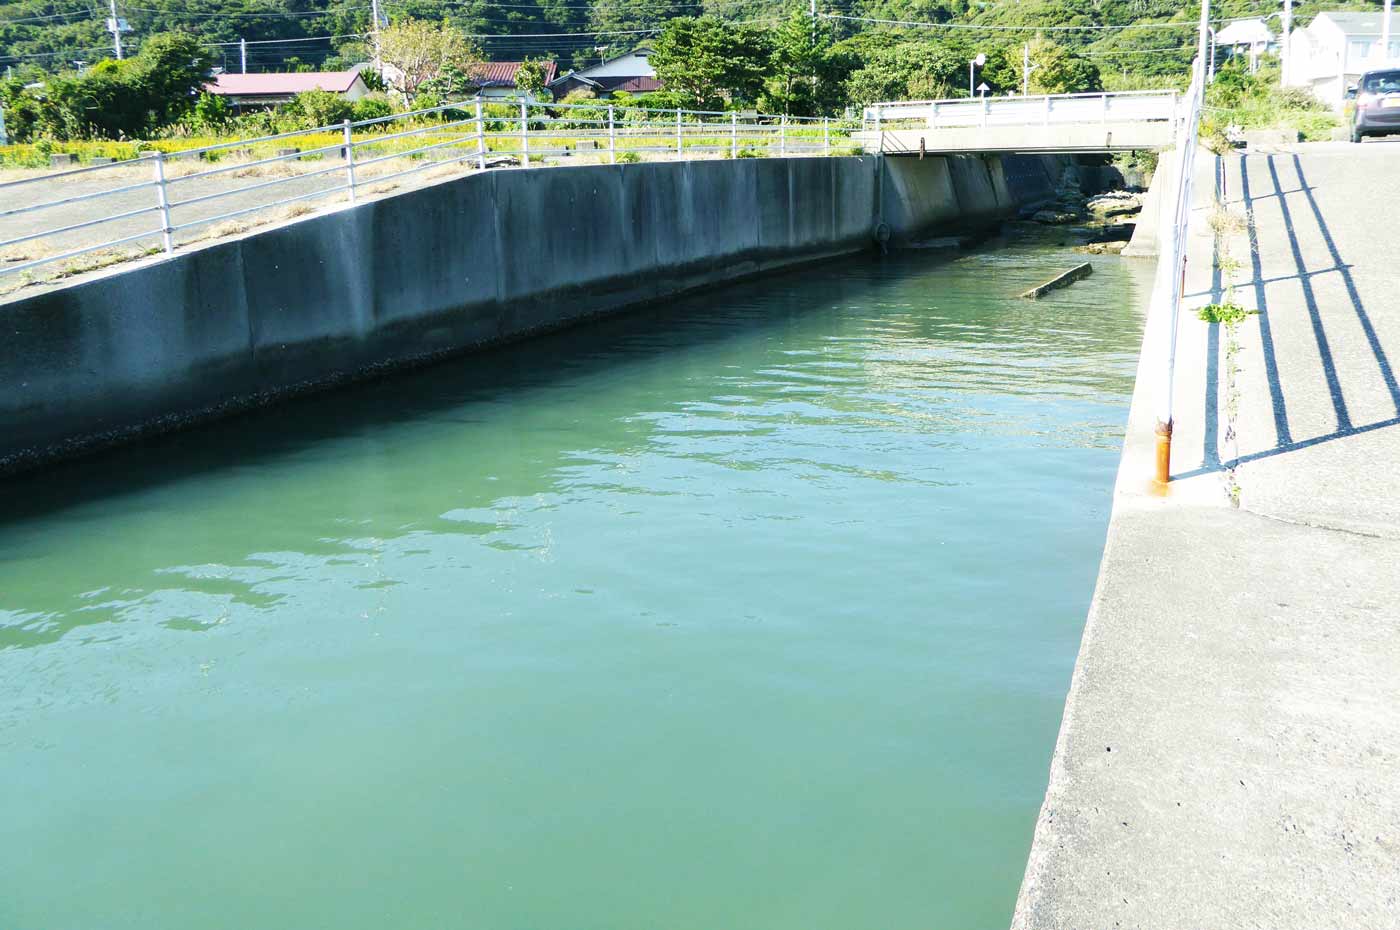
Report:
1,233,1147,929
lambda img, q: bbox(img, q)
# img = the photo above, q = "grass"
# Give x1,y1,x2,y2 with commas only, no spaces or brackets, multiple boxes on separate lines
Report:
1202,60,1341,149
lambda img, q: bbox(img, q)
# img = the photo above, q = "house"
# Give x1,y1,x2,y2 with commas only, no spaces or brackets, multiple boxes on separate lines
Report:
465,61,559,102
1285,11,1400,108
205,70,371,111
548,47,662,99
1215,18,1275,63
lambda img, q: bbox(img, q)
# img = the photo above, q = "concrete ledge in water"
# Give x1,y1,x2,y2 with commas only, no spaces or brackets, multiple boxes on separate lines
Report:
1020,262,1093,299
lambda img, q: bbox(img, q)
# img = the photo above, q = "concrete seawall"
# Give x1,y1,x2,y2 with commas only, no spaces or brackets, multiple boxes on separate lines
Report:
0,153,1062,472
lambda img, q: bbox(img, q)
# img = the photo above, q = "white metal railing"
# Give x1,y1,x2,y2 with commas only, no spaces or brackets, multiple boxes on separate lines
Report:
862,89,1181,144
0,97,852,286
1150,53,1208,485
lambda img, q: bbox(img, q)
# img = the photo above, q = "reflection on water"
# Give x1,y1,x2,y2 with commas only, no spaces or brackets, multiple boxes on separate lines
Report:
0,233,1148,930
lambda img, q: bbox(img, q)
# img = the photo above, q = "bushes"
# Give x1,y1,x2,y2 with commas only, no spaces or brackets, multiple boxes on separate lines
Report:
1203,60,1340,144
5,32,213,142
282,89,354,129
351,93,395,124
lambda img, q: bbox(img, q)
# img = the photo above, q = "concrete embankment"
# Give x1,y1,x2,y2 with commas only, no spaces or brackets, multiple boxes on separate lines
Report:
1013,144,1400,928
0,153,1062,472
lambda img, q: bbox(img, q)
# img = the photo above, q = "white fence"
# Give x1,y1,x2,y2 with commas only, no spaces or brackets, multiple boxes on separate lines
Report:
864,89,1181,132
0,97,853,287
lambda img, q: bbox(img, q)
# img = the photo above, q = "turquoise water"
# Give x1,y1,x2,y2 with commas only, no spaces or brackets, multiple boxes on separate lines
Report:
0,234,1147,929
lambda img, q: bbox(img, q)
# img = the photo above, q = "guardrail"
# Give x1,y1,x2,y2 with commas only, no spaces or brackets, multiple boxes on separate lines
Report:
861,89,1181,153
0,97,852,289
1148,62,1206,487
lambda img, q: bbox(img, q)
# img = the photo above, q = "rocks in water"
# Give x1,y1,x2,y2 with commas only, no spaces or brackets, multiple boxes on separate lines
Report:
1033,209,1081,225
1076,240,1129,255
1086,191,1144,218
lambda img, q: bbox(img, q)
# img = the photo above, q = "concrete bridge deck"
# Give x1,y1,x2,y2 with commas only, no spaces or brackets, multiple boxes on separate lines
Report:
1014,141,1400,927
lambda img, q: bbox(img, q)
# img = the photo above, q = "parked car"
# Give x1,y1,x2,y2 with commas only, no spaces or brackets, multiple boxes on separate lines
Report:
1346,68,1400,142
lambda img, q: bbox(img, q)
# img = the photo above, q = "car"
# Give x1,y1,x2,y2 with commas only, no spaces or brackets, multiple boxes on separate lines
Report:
1346,68,1400,143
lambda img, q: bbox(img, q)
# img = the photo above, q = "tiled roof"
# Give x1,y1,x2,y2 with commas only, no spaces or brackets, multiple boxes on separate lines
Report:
467,60,559,88
606,76,663,93
206,71,363,95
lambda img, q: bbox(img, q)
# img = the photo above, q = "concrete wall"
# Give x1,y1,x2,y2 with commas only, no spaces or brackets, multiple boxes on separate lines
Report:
0,154,1060,472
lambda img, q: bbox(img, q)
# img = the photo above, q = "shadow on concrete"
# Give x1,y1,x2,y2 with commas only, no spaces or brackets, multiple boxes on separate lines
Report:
1174,153,1400,480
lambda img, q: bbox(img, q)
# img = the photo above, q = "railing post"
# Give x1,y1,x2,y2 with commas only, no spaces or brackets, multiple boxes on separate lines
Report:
519,99,529,168
1101,92,1109,124
342,119,356,204
982,96,990,128
151,151,173,256
475,95,486,170
730,112,738,158
931,101,939,128
608,105,617,164
779,114,787,156
823,116,830,155
676,108,683,155
873,105,882,154
1043,94,1051,127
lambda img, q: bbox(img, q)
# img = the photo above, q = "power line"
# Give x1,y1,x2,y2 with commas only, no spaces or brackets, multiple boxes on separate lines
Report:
821,13,1202,32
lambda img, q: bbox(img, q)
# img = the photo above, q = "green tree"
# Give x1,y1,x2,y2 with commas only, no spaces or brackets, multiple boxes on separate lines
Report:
650,15,772,109
514,58,549,99
762,6,845,116
1019,37,1102,94
14,31,212,141
378,18,478,100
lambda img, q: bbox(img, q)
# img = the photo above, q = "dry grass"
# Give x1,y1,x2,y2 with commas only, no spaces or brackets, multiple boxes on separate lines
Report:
209,219,250,237
1208,204,1248,238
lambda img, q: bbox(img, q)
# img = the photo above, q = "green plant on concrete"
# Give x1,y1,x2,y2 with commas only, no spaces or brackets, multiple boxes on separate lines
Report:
616,151,641,163
1198,302,1255,325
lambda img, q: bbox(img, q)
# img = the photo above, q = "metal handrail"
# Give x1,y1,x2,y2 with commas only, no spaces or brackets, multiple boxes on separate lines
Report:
1,96,851,286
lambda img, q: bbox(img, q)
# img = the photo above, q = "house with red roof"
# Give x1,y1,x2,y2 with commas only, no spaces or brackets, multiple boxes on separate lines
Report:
205,70,372,110
465,60,559,102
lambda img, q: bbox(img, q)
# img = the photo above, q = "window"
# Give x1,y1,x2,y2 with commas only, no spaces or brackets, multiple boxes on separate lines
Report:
1349,38,1375,61
1361,69,1400,93
1389,40,1400,59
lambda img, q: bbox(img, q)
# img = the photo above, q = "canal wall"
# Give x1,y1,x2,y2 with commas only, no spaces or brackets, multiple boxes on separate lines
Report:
0,153,1062,471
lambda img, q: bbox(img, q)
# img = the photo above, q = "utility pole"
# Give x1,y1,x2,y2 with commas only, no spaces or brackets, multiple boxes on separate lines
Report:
371,0,383,68
1280,0,1293,86
240,37,247,73
1384,0,1393,60
107,0,123,60
1022,42,1032,96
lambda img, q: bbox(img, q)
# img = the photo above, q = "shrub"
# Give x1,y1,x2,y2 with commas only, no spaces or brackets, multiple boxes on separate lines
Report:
351,93,395,124
284,89,354,129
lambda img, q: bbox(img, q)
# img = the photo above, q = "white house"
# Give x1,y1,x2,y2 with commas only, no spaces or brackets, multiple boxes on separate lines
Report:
1215,18,1275,63
1285,11,1400,109
548,47,661,99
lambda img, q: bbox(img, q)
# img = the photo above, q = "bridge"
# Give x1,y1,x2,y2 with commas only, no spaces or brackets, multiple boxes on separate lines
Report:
858,89,1182,154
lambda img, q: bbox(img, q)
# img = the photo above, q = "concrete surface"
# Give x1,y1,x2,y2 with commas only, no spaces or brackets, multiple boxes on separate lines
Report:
0,154,1062,472
1013,142,1400,927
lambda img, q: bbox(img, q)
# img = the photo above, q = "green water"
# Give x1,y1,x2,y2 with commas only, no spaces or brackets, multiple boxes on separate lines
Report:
0,233,1147,930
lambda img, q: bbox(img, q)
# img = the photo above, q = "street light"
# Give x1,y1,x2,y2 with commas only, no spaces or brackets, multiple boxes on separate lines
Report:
969,52,986,97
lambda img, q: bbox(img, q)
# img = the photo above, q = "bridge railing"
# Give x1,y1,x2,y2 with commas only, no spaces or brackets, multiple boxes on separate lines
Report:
0,98,856,293
863,89,1181,137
